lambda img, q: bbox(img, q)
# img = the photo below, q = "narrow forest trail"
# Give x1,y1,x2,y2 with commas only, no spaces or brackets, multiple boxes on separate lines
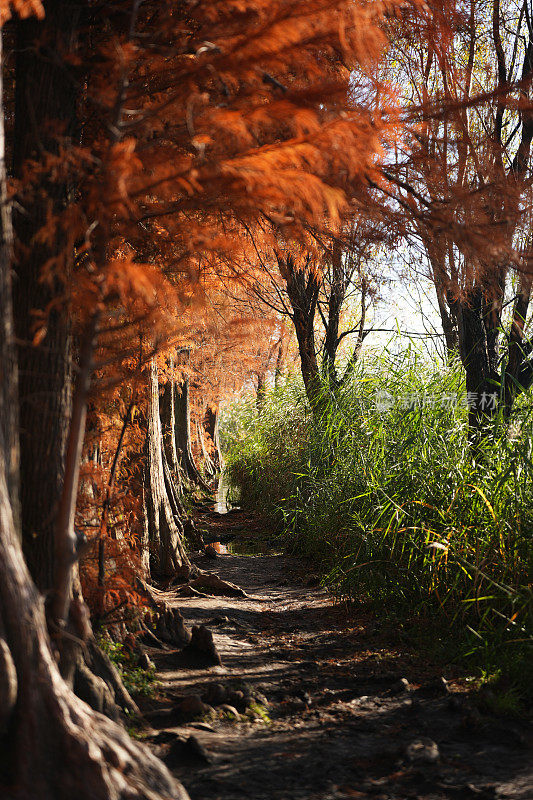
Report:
141,510,532,800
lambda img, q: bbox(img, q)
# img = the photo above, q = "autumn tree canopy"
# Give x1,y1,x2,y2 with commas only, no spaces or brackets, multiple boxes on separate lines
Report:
4,0,533,798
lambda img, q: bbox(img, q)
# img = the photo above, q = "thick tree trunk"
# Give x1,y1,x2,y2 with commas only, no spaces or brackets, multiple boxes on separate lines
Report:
12,1,81,592
0,36,18,533
174,375,212,492
280,253,322,410
503,275,533,413
197,420,216,478
294,311,321,409
457,285,499,433
0,459,189,800
159,370,188,494
204,403,222,474
9,7,138,709
255,372,267,411
144,359,188,577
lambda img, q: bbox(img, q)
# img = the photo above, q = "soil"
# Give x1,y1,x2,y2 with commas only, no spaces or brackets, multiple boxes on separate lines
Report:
141,508,533,800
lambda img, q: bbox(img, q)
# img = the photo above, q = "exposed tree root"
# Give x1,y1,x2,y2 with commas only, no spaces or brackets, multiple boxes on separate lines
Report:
175,585,208,598
188,572,249,598
0,466,189,800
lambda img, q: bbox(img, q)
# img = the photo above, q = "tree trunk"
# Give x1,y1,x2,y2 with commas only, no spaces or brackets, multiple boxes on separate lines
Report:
424,239,460,358
280,253,322,410
159,369,188,492
322,241,344,390
204,404,222,474
274,335,286,388
256,372,267,411
503,275,533,413
174,375,212,492
9,0,152,715
144,358,188,577
11,1,81,592
435,285,460,358
197,420,216,478
0,32,18,534
457,285,499,433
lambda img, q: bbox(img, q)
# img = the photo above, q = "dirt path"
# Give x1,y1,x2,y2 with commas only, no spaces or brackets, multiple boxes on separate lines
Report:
142,515,532,800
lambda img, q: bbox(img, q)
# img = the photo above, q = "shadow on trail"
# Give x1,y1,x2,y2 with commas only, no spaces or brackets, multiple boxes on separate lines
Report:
145,541,532,800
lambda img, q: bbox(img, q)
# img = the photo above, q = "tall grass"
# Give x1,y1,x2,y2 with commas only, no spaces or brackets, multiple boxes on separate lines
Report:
222,347,533,699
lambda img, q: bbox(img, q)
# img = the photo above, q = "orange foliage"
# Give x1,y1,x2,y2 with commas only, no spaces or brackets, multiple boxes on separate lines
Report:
13,0,441,612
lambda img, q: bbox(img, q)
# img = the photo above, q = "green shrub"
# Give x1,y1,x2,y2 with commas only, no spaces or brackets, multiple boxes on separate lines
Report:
222,347,533,703
98,636,158,697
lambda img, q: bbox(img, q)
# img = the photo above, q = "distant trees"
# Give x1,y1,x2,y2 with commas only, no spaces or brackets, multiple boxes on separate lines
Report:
229,219,381,411
276,225,378,407
387,0,533,431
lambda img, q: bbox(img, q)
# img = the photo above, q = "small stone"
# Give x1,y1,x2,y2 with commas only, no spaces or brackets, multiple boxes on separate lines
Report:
409,696,421,711
459,707,483,731
219,704,240,719
240,682,252,704
184,734,210,763
138,652,155,671
290,698,306,711
227,689,246,710
448,694,467,713
405,737,440,763
176,694,211,720
390,677,411,695
202,682,227,707
420,676,449,696
210,615,229,625
204,544,218,559
164,734,211,767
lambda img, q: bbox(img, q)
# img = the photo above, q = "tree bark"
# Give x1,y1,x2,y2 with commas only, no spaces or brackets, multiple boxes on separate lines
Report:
159,367,188,492
0,29,18,534
144,358,188,577
11,0,81,592
204,403,222,474
197,420,216,478
457,285,499,433
174,374,212,492
274,334,287,387
281,254,322,409
503,274,533,413
255,372,267,411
